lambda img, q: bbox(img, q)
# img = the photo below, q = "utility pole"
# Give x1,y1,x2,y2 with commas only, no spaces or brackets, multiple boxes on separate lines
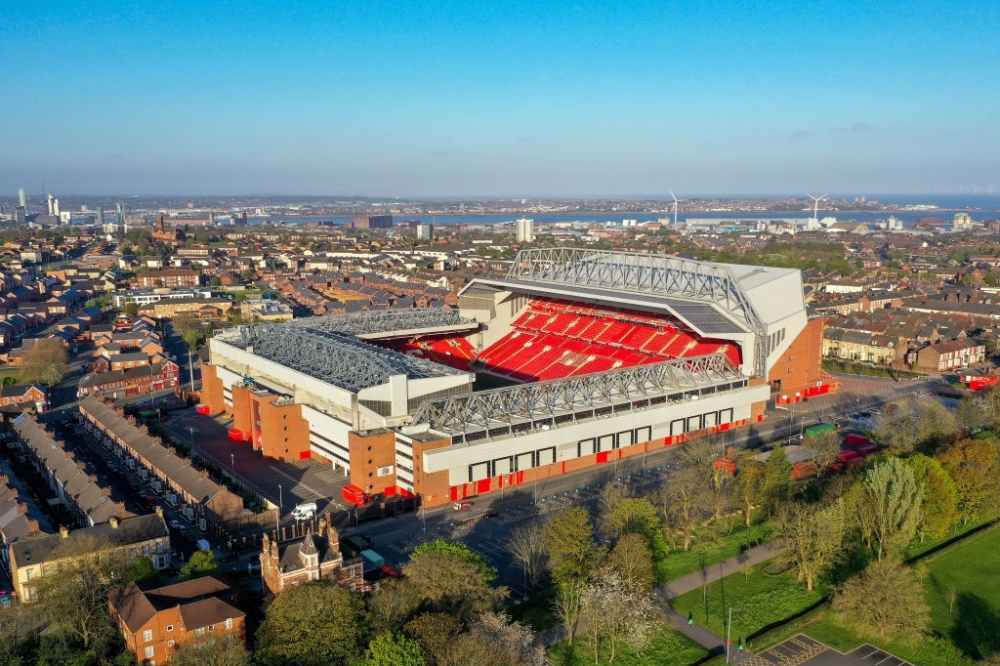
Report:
187,348,195,393
726,606,733,663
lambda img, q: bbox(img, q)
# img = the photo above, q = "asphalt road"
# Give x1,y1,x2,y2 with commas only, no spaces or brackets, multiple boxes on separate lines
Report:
344,372,940,596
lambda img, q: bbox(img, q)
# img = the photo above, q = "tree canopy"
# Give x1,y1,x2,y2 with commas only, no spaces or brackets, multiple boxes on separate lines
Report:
256,583,367,666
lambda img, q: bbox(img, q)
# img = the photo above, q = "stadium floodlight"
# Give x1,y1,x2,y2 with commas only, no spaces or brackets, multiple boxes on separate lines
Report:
807,193,828,224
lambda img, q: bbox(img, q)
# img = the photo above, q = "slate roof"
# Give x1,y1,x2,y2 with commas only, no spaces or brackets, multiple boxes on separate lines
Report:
11,413,128,525
78,398,229,505
10,512,168,567
111,576,241,633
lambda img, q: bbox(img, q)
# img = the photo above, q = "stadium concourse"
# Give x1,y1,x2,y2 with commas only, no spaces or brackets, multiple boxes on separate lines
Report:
199,249,833,509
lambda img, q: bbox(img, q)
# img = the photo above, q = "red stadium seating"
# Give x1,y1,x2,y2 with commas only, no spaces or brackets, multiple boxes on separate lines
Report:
471,297,744,381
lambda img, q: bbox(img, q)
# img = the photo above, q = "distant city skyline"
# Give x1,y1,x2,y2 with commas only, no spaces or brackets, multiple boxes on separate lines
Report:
2,1,999,196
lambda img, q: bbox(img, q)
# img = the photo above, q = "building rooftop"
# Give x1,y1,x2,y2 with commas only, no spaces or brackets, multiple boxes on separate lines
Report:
12,413,128,525
216,319,467,393
10,512,168,567
79,398,234,505
110,576,242,633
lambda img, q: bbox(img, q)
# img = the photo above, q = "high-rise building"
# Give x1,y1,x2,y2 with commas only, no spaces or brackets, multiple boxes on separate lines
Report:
351,214,393,230
46,194,54,216
515,218,535,243
953,212,973,231
14,206,26,225
17,188,26,208
52,198,60,217
416,223,434,241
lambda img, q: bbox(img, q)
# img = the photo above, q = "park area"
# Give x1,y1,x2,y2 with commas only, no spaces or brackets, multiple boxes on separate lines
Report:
549,629,707,666
738,525,1000,666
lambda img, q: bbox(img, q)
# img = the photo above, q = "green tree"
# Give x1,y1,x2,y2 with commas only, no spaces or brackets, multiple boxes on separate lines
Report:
543,507,601,586
936,437,1000,518
403,541,503,618
125,556,157,583
655,464,711,551
552,580,585,645
804,431,842,474
736,458,768,526
762,446,793,512
18,338,69,386
856,458,924,560
578,574,658,664
601,496,660,541
32,540,137,652
603,533,654,592
832,558,930,641
776,499,845,591
362,632,426,666
256,583,367,666
180,549,218,579
956,396,989,434
410,539,496,584
171,635,249,666
906,454,960,540
403,612,461,664
175,313,206,350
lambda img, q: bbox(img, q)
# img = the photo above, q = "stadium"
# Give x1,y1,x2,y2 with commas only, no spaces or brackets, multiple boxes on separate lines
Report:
199,248,831,508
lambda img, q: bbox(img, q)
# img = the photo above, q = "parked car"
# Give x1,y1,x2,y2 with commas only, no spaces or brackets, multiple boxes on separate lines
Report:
452,501,473,512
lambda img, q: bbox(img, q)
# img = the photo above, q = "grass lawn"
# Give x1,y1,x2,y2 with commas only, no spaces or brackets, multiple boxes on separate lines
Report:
802,614,971,666
549,627,708,666
656,522,771,582
671,563,824,641
923,525,1000,660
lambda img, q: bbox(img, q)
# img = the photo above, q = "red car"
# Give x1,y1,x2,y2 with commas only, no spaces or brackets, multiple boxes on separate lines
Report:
380,564,402,578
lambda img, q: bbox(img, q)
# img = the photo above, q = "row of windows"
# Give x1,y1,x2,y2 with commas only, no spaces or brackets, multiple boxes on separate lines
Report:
576,426,652,457
765,328,786,356
466,424,661,482
669,408,734,436
468,446,556,482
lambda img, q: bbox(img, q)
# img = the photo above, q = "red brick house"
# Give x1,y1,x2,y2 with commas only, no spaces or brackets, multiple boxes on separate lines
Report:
109,576,245,664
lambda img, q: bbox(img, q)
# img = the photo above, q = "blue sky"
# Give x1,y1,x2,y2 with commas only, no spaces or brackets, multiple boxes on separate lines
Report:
2,1,999,196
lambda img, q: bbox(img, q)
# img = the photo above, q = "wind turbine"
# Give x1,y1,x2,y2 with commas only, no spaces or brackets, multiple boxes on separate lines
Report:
807,193,828,226
670,191,682,226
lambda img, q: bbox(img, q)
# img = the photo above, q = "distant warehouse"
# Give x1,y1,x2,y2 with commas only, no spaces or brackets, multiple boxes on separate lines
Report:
200,249,831,508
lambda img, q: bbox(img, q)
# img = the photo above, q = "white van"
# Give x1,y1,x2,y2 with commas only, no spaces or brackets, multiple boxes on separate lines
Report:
291,502,317,521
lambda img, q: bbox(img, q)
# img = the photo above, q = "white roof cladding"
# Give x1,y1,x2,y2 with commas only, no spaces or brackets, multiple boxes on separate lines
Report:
705,262,805,327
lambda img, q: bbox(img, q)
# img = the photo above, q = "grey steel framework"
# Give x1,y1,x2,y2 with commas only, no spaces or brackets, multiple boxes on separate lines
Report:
507,247,768,375
219,323,465,393
413,353,745,443
283,308,474,337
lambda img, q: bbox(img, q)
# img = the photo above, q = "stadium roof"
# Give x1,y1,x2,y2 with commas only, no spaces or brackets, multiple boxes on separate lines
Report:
284,308,477,339
219,321,466,393
502,248,768,335
412,352,745,442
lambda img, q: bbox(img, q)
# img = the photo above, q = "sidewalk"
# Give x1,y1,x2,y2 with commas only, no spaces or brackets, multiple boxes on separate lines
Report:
659,542,780,599
654,542,780,654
